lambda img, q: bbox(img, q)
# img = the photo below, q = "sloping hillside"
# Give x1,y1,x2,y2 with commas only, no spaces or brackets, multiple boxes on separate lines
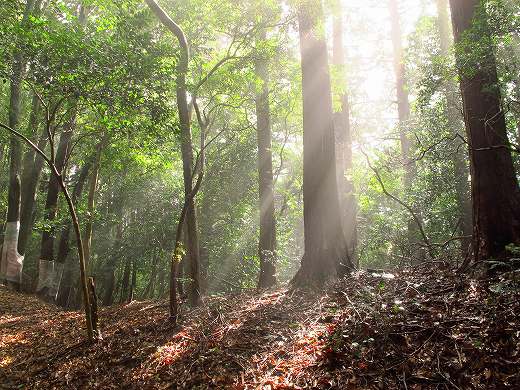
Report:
1,266,519,389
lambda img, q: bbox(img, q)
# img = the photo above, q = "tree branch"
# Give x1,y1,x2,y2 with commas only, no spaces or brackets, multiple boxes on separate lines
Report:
361,148,434,257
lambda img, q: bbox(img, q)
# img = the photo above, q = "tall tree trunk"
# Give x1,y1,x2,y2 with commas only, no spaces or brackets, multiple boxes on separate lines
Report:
55,162,91,307
436,0,472,254
1,0,36,287
119,257,131,304
157,266,166,299
199,243,208,294
332,4,358,268
255,30,277,288
143,250,159,299
102,211,123,306
18,95,48,256
145,0,201,307
83,136,104,269
129,260,137,302
389,0,422,259
292,0,353,287
38,117,74,265
512,36,520,149
449,0,520,262
37,0,88,271
389,0,413,178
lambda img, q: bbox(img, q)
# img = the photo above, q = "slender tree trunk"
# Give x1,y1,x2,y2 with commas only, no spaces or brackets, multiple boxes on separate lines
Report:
512,36,520,149
436,0,472,253
83,136,105,268
56,164,91,264
449,0,520,262
292,0,353,287
143,250,158,299
517,121,520,149
1,0,36,286
157,266,166,299
129,260,137,301
103,215,123,306
389,0,413,177
332,5,358,269
255,30,277,288
389,0,423,259
177,246,185,297
199,244,208,294
120,257,131,304
145,0,201,307
39,118,74,265
55,162,91,307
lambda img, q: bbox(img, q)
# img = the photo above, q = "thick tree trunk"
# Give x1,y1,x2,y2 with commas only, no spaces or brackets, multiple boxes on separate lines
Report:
332,6,358,269
1,0,36,286
436,0,472,253
449,0,520,262
145,0,201,307
18,95,48,256
255,30,277,289
292,0,353,287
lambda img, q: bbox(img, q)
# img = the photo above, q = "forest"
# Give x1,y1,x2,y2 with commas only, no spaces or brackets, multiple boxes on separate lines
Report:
0,0,519,388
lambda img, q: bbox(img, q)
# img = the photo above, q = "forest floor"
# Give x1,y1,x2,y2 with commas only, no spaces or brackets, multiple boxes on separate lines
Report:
1,264,520,389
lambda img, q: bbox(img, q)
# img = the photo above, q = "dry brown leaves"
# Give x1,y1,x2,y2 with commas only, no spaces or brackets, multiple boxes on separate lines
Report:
1,264,519,389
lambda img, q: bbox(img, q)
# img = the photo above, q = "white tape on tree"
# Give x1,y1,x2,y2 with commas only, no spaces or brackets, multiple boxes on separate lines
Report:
0,221,24,283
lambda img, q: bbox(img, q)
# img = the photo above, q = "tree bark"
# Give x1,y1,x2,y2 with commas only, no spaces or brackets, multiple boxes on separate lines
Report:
129,260,137,301
389,0,413,176
436,0,472,254
55,162,91,307
157,265,166,298
103,213,123,306
143,250,159,298
255,29,277,289
18,95,48,256
332,5,358,269
292,0,353,287
83,136,105,268
39,116,74,265
145,0,201,307
119,257,131,304
449,0,520,262
389,0,423,260
1,0,36,286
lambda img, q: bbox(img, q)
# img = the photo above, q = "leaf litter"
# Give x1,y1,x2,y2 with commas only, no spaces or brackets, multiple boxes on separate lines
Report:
1,264,519,389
